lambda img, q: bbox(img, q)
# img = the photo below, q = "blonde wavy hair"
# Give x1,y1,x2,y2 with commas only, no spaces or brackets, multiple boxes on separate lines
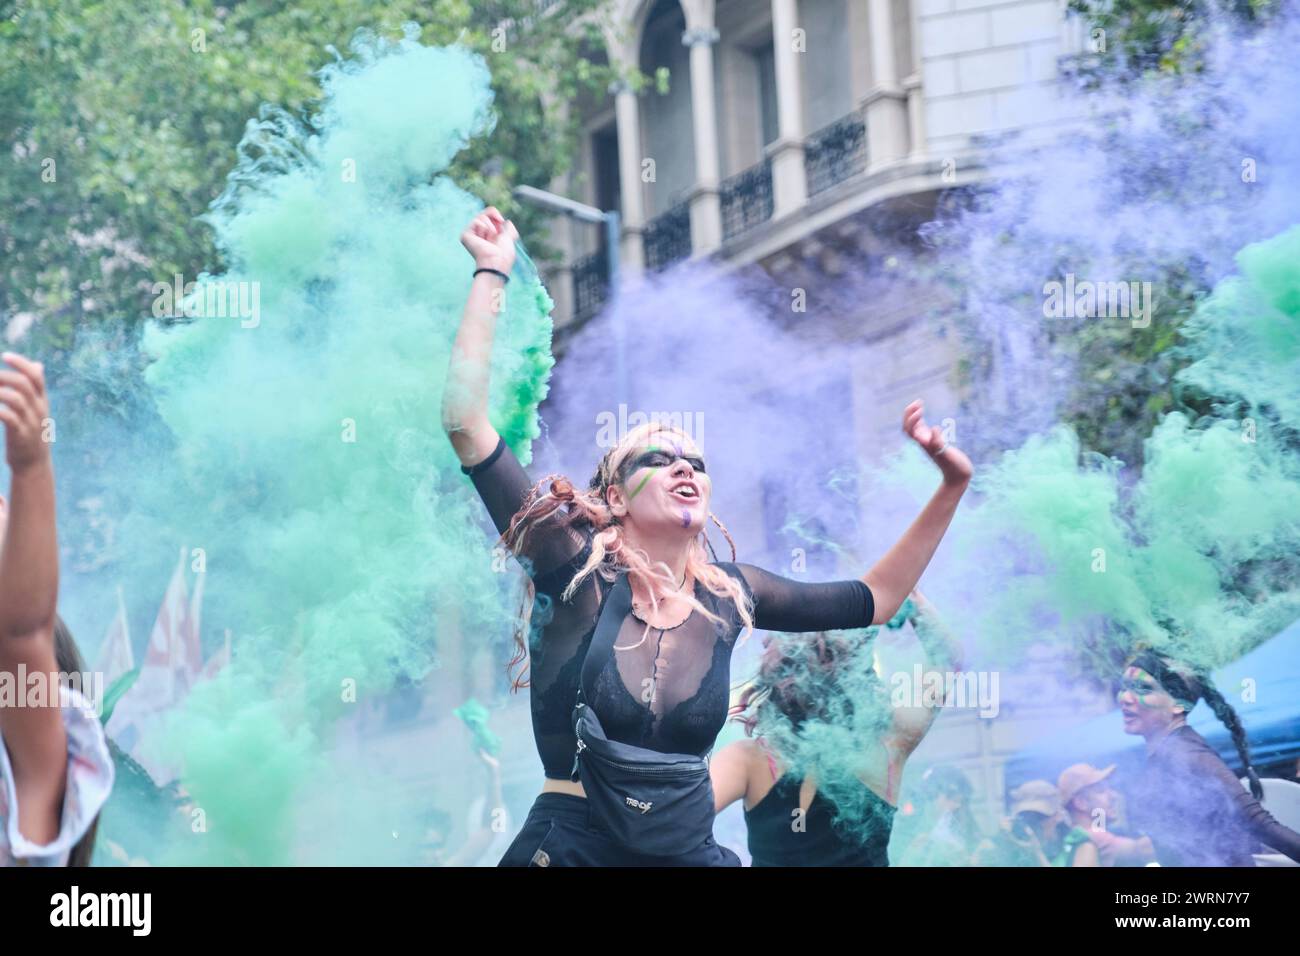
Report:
500,422,754,690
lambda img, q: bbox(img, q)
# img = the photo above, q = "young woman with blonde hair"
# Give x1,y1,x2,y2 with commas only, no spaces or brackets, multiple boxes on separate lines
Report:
441,208,972,866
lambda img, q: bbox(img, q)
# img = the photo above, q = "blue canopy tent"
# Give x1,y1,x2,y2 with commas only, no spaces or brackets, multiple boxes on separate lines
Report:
1004,617,1300,791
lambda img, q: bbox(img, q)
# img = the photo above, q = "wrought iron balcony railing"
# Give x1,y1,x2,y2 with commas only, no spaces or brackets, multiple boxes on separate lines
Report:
643,200,692,272
720,159,773,241
570,247,610,324
804,112,868,197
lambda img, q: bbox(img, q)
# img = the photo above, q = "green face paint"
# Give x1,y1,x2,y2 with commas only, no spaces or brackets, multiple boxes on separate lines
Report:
621,440,706,503
625,444,664,502
1118,668,1161,708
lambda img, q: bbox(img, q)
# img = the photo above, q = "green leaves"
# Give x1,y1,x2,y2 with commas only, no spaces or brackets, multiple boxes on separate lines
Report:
2,0,630,354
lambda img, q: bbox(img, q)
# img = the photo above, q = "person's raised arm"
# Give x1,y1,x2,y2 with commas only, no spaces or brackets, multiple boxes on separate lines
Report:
729,404,970,633
910,589,963,672
0,351,66,845
441,206,519,470
442,750,505,867
0,353,57,635
861,400,971,624
440,209,585,578
888,590,961,755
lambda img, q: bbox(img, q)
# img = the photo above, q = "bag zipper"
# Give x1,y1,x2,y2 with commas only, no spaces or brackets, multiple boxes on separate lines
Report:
573,730,707,778
573,700,707,778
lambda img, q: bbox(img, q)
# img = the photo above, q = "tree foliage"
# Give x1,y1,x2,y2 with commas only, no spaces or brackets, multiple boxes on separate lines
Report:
0,0,625,356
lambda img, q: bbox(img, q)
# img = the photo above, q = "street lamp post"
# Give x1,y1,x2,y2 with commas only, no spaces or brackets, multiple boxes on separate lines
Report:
512,185,627,405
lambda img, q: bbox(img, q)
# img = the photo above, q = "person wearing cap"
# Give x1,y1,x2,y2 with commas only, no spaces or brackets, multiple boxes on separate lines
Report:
973,779,1098,866
1057,762,1154,866
895,764,983,866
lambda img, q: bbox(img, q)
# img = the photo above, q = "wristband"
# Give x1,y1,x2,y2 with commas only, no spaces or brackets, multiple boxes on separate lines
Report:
473,267,510,284
461,435,506,476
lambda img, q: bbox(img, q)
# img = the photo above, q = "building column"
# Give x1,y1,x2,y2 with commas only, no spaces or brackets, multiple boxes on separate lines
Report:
904,72,926,161
767,0,807,218
863,0,910,171
682,26,723,253
612,79,646,273
846,0,873,104
539,89,575,325
904,0,926,161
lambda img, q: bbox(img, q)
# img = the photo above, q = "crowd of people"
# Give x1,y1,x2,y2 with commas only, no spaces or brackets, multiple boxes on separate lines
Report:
2,207,1298,869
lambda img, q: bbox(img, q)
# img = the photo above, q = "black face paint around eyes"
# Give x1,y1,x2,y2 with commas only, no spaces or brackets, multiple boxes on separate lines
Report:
624,452,669,476
623,449,706,479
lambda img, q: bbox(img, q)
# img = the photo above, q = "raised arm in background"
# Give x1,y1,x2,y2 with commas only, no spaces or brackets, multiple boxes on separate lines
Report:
441,206,518,470
0,352,65,845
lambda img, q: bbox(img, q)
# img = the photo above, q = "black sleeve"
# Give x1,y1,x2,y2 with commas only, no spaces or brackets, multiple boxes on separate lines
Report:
461,436,587,580
730,563,875,632
1177,733,1300,863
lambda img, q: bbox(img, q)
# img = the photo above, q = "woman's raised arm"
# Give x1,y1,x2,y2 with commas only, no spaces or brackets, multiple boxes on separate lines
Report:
887,590,962,756
729,403,970,632
441,206,519,469
0,351,66,846
441,209,586,578
861,400,971,624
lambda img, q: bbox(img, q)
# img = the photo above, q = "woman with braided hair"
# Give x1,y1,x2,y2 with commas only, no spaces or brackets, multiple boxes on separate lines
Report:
441,207,972,866
1118,650,1300,866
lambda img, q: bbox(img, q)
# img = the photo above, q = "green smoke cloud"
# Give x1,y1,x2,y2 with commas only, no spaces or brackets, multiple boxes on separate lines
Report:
78,27,553,864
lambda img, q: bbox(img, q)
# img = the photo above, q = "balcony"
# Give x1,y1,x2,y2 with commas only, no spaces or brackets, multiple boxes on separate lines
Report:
643,200,692,272
570,247,610,324
720,159,773,241
805,112,868,198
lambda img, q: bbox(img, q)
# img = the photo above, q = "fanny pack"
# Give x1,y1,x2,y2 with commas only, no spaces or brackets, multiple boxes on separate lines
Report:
570,687,716,856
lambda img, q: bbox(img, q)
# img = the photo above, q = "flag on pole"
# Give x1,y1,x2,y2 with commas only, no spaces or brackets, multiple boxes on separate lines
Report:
197,628,232,685
95,586,134,689
106,547,190,781
176,567,204,697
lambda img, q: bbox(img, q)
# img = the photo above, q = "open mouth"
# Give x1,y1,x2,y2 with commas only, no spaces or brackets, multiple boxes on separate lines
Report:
669,481,699,503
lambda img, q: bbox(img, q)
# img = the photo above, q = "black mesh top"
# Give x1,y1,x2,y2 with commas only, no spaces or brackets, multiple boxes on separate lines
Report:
1128,725,1300,866
464,437,875,779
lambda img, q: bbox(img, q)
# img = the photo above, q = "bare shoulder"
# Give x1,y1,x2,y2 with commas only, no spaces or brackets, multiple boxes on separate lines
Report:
715,736,759,765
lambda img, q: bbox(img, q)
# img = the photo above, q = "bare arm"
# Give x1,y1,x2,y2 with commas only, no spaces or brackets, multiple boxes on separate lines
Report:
442,751,505,867
910,588,964,671
709,740,752,813
0,354,57,633
862,400,972,625
441,206,519,469
888,590,961,756
0,351,66,845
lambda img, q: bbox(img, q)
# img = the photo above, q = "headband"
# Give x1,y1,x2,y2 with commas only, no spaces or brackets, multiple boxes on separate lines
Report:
1130,651,1201,714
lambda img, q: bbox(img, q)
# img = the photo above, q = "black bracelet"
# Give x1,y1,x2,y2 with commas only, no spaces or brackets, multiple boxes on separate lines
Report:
473,267,510,284
460,435,506,476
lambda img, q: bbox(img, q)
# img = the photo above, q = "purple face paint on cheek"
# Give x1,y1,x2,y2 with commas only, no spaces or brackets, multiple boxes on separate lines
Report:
681,508,691,528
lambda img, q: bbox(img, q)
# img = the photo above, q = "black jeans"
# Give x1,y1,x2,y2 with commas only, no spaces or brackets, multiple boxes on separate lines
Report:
499,792,742,867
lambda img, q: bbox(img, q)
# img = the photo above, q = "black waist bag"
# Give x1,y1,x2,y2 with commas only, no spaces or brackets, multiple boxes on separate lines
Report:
570,694,716,857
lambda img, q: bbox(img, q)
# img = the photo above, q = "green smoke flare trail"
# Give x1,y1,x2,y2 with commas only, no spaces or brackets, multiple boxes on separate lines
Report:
78,27,553,864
